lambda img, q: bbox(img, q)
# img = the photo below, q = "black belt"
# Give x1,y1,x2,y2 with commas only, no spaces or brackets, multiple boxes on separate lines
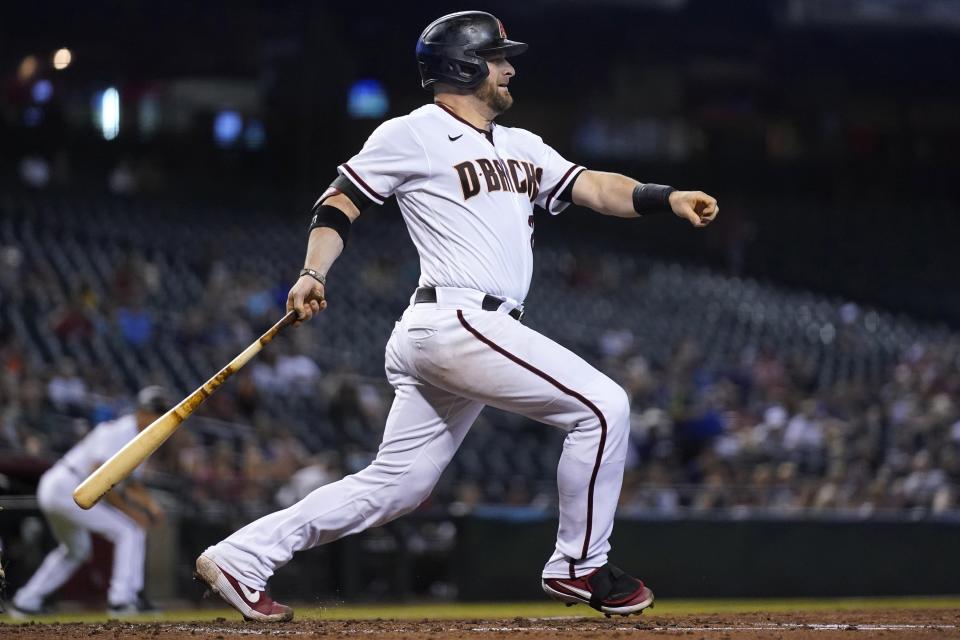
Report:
414,287,524,322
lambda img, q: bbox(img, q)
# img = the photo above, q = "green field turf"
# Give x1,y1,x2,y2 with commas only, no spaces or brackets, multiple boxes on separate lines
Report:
3,596,960,624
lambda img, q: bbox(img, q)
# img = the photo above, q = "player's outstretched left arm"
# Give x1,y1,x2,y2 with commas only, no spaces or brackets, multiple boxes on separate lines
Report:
570,170,718,227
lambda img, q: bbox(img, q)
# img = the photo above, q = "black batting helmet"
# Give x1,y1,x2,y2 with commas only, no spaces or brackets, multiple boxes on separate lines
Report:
137,385,170,415
416,11,528,90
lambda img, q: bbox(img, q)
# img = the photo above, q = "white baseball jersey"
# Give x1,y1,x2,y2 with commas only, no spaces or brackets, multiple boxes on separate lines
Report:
337,103,585,304
61,413,141,479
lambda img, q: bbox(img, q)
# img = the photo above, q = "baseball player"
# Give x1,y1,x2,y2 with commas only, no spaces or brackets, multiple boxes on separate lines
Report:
195,11,717,621
8,387,167,617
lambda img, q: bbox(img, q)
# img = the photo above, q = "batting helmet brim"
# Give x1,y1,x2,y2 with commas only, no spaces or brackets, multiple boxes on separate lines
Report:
474,40,528,58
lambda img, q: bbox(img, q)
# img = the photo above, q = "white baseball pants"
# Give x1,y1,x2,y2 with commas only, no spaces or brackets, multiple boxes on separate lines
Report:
207,287,630,589
13,464,146,609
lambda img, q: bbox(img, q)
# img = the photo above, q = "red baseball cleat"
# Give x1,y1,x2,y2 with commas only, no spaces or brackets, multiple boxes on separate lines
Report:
542,563,654,617
194,554,293,622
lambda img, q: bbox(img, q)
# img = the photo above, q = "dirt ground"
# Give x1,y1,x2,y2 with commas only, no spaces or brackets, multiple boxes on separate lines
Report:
2,610,958,640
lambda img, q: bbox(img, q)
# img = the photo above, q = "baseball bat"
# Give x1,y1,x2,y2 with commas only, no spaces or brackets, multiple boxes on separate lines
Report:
73,310,298,509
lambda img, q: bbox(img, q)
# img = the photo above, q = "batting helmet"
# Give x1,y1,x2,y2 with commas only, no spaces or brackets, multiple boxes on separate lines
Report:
137,385,171,415
416,11,528,90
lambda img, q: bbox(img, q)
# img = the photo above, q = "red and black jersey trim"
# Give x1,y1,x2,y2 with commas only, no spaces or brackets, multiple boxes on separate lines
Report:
339,163,387,204
434,102,495,145
545,165,585,212
456,310,607,569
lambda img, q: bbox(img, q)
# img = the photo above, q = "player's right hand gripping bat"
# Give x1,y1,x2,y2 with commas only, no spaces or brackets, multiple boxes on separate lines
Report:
73,310,297,509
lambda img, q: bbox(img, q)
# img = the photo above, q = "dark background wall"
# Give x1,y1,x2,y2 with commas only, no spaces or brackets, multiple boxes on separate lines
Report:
456,515,960,599
2,0,959,322
4,505,957,600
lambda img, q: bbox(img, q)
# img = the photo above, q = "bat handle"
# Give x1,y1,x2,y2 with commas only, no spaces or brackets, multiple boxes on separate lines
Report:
263,309,298,343
279,309,298,328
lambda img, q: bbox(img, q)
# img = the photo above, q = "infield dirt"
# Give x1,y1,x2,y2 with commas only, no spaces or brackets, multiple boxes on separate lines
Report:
2,610,958,639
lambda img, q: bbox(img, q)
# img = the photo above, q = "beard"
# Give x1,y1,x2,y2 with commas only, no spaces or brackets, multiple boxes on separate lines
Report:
474,80,513,114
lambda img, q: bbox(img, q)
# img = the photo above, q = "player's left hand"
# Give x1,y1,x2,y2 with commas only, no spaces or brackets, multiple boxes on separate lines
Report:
669,191,719,227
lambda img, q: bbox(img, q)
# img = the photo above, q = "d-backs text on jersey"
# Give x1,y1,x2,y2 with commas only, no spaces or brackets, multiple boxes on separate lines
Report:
454,158,543,202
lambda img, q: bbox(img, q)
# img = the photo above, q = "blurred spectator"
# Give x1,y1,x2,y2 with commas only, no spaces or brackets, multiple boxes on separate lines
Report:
274,454,342,508
783,399,824,453
275,351,320,395
266,427,310,479
46,360,87,413
51,297,95,340
19,156,50,188
251,350,281,392
0,245,24,294
116,301,153,346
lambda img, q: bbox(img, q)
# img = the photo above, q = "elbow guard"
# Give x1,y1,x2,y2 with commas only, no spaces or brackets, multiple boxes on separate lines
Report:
309,174,372,247
309,203,352,247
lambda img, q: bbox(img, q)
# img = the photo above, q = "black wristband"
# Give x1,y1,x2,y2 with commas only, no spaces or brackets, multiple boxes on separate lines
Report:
632,183,676,216
309,203,352,247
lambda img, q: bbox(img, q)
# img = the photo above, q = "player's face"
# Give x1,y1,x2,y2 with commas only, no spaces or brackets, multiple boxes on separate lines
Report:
476,55,515,114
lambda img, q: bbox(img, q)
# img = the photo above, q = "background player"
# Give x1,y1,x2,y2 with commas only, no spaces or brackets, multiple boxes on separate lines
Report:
194,11,717,622
8,387,168,618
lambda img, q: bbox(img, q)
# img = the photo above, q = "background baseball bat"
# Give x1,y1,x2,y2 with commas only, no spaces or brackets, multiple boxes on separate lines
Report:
73,310,298,509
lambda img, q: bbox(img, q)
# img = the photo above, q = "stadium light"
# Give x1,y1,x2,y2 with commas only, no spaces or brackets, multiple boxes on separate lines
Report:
101,87,120,140
18,55,38,82
214,110,242,147
347,79,388,119
32,80,53,104
53,48,72,70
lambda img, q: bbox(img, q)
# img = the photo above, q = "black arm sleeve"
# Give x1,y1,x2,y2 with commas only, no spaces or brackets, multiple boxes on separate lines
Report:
309,204,352,247
325,174,375,212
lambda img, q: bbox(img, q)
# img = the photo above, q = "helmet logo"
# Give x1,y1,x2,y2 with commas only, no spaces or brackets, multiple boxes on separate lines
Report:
497,19,507,39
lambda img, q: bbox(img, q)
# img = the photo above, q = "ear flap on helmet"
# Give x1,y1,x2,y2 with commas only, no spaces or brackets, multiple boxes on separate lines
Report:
417,51,489,89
